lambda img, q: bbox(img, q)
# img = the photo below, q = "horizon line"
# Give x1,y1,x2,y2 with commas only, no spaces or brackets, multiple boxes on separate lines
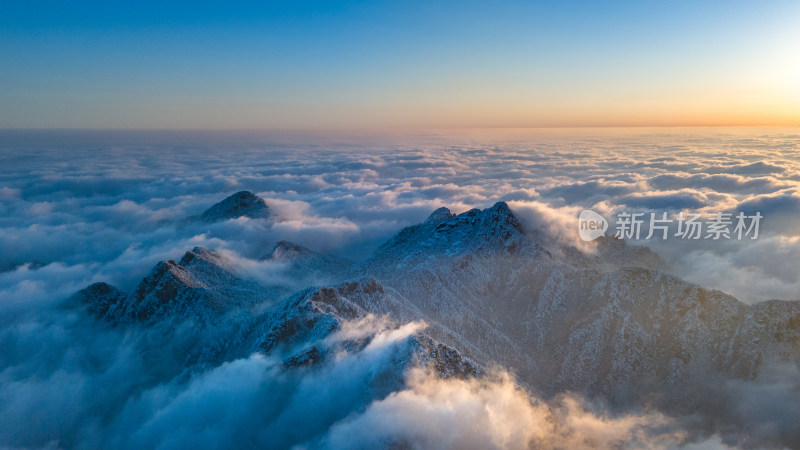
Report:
2,124,799,133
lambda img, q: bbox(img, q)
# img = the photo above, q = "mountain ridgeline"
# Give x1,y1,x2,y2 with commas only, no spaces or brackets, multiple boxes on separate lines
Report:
75,196,800,447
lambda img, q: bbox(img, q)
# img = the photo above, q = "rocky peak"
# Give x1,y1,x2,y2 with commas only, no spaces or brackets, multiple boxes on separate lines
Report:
486,201,523,231
431,201,522,237
269,240,314,261
132,260,205,306
70,282,128,318
200,190,269,222
261,240,352,286
180,246,220,265
423,207,454,224
103,246,270,323
381,202,527,254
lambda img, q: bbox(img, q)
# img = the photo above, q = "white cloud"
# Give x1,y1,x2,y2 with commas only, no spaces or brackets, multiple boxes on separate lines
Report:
2,129,800,447
320,368,685,450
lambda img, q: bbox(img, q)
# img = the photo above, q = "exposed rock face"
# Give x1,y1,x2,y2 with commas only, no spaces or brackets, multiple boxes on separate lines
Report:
200,191,269,222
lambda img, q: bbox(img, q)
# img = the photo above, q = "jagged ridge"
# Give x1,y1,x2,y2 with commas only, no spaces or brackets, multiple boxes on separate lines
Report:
73,200,800,443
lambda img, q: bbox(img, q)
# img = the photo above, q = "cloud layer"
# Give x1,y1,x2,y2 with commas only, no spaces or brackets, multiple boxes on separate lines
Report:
0,309,693,449
2,128,800,448
3,128,800,304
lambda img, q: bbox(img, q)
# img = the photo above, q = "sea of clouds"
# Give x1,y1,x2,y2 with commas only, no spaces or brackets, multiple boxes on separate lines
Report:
3,128,799,308
1,128,799,448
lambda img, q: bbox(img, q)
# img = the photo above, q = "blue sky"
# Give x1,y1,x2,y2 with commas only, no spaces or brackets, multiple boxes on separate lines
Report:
1,0,798,128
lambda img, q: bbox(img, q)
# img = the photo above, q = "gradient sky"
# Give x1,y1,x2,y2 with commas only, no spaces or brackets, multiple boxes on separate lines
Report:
1,0,798,129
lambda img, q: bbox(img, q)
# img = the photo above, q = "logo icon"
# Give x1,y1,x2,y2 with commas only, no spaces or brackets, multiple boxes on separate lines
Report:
578,210,608,241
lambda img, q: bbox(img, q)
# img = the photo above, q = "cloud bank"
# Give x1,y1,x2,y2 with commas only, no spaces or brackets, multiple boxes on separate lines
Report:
0,309,694,449
2,128,800,448
3,128,800,304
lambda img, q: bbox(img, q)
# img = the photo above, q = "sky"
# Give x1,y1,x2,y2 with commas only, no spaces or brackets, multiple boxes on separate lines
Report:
1,0,799,129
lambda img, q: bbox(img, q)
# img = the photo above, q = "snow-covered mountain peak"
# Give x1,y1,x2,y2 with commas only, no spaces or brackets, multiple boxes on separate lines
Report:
200,190,269,222
261,240,352,286
428,201,523,240
269,240,315,261
371,201,532,263
179,246,227,267
71,281,128,317
73,246,275,324
485,200,523,230
423,207,454,224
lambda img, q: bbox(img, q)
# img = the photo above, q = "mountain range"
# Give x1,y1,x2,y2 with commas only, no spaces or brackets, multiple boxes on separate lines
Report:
74,193,800,447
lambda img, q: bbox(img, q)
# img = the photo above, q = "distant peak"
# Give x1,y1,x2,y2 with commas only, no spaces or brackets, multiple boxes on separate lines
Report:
79,282,124,299
275,240,306,251
200,191,269,222
270,240,313,260
424,207,454,224
71,282,127,318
